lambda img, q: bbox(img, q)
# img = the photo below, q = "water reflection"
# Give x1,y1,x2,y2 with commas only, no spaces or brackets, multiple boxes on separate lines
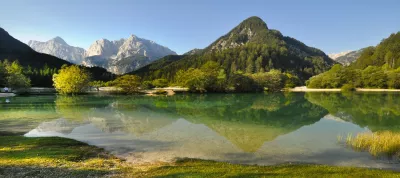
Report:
1,93,399,169
305,92,400,132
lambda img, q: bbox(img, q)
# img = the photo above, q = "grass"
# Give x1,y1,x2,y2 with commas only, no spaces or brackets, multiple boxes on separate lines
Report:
0,135,399,177
345,131,400,158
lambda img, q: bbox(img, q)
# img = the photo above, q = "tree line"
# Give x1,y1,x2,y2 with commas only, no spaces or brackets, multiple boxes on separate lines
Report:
0,60,31,90
307,32,400,90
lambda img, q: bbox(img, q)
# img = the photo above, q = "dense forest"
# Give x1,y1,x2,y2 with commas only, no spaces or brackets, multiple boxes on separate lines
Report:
131,17,334,92
307,32,400,89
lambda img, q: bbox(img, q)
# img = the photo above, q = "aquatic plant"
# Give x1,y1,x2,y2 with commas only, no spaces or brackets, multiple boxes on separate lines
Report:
345,131,400,157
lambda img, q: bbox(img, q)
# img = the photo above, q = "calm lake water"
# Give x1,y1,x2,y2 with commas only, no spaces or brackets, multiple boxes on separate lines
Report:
1,93,400,169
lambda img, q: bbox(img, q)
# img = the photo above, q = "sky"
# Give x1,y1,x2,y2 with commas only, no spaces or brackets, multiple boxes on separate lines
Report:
1,0,399,55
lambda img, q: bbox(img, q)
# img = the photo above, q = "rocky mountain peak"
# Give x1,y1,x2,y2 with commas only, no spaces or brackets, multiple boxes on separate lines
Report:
238,16,268,30
207,16,271,52
28,36,86,64
50,36,68,45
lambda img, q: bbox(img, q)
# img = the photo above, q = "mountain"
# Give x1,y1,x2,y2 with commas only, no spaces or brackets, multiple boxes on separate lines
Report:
333,48,365,65
328,51,352,60
184,48,203,55
28,37,86,64
82,35,177,74
351,32,400,69
132,16,335,82
28,35,177,74
0,27,114,87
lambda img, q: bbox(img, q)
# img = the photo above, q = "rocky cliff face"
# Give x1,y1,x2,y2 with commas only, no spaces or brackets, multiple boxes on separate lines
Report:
329,49,365,65
28,37,86,64
83,35,176,74
28,35,176,74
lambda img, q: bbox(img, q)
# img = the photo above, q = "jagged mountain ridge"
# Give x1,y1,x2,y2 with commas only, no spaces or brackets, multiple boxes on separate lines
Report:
328,51,352,60
28,37,86,64
334,48,365,66
0,27,115,86
28,35,177,74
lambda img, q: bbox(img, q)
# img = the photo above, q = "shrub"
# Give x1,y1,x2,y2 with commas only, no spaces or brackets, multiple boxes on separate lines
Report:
341,84,356,92
53,65,91,94
152,79,168,88
113,75,141,94
141,81,154,89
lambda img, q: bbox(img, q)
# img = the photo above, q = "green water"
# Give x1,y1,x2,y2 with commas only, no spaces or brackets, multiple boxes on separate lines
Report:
1,93,400,169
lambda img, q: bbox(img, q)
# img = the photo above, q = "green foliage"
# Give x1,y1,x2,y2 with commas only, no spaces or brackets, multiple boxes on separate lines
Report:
132,17,334,86
152,79,168,88
306,64,400,89
141,81,154,89
89,80,105,91
341,84,356,92
113,75,141,94
361,66,387,88
249,70,284,92
53,65,91,94
0,60,31,89
352,32,400,69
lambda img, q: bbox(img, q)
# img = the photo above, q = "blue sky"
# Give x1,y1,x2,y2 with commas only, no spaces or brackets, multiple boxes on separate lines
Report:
1,0,399,54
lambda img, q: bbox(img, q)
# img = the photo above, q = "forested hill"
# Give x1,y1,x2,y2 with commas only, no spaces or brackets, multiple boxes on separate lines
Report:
307,32,400,89
350,32,400,69
0,27,114,87
132,16,335,82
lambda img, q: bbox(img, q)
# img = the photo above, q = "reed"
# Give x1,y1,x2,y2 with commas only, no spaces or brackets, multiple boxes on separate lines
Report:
345,131,400,157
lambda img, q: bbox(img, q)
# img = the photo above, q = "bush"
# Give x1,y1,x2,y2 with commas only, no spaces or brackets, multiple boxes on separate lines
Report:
113,75,141,94
341,84,356,92
152,79,168,88
53,65,91,94
141,81,154,89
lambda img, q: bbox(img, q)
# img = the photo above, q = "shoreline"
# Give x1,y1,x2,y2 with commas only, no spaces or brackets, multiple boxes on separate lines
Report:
289,86,400,92
0,135,399,177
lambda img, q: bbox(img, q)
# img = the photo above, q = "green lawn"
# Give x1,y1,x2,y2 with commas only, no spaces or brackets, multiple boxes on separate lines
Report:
0,135,399,177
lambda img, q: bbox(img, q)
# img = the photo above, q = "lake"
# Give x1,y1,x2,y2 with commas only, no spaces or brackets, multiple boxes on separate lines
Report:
1,93,400,169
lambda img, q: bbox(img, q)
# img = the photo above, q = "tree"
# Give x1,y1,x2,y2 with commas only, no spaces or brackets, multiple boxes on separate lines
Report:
141,81,154,89
53,65,91,94
361,66,387,88
152,79,168,88
1,60,31,89
387,69,400,89
113,75,141,94
0,61,6,86
89,81,105,92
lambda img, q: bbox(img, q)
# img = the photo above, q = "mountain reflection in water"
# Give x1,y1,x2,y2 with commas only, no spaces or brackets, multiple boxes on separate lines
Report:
1,93,399,169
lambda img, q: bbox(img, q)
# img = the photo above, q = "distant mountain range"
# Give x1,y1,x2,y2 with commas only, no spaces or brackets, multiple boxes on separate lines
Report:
0,27,114,87
28,35,176,74
133,16,335,81
28,37,86,64
328,49,365,65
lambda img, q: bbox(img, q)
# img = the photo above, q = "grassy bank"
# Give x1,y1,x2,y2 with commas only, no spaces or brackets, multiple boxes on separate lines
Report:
0,136,399,177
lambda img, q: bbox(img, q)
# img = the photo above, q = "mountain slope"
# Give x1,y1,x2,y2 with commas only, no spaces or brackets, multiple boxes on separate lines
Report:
28,37,86,64
328,51,351,60
0,27,114,87
82,35,177,74
132,16,335,82
351,32,400,69
328,49,365,66
28,34,177,74
333,48,365,65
